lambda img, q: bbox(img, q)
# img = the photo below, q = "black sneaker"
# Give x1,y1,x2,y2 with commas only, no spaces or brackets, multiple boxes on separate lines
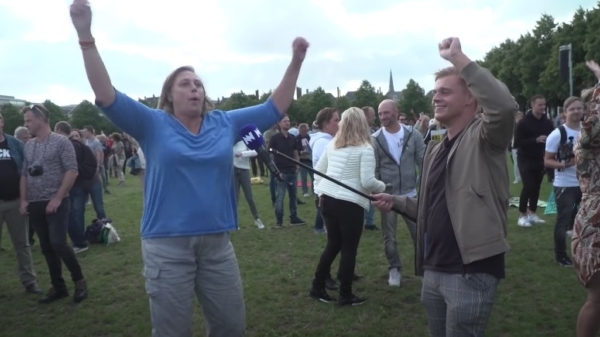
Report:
339,294,366,306
290,218,306,226
325,277,338,290
73,280,88,303
364,225,379,230
557,256,573,267
309,288,335,303
275,222,283,229
39,287,69,304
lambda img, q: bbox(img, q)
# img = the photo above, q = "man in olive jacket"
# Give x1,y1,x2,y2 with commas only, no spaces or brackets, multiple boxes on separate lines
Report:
371,37,517,337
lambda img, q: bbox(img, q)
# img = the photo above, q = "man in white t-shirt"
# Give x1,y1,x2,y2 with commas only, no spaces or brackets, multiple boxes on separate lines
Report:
372,99,425,287
543,97,583,267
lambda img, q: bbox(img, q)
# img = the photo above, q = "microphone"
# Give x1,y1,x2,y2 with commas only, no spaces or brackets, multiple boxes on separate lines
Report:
240,124,284,182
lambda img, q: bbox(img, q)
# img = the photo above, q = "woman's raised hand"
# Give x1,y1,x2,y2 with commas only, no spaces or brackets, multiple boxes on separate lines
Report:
70,0,93,39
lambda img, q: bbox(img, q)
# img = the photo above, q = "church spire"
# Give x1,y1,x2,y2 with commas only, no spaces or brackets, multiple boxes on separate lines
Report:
388,69,394,93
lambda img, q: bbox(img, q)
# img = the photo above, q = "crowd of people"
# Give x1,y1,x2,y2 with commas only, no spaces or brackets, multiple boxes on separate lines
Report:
1,1,600,336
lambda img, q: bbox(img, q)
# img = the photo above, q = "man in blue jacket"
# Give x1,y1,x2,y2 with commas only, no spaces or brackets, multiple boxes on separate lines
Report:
0,112,41,293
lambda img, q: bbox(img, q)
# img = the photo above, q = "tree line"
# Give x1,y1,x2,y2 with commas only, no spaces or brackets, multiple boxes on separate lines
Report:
2,3,599,134
0,100,121,137
479,4,600,110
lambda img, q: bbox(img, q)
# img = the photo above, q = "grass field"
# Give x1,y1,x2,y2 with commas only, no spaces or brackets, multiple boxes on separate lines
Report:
0,166,585,337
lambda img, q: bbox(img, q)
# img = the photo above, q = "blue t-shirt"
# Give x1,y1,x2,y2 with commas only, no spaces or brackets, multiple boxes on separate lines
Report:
99,90,281,239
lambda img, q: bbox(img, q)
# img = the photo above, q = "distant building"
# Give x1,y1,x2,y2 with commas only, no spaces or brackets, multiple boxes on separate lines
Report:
340,70,403,102
0,95,27,107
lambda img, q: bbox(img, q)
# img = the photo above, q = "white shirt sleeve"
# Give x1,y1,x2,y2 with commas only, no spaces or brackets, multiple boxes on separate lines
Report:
545,128,560,154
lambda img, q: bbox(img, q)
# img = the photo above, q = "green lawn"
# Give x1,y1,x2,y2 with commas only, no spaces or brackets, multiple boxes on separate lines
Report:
0,166,584,337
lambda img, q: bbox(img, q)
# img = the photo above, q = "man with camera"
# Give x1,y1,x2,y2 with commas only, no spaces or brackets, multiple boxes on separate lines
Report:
544,97,583,267
20,104,87,304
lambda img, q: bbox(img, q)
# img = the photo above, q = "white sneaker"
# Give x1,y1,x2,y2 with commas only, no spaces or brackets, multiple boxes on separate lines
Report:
567,230,573,238
254,219,265,229
517,216,532,228
303,193,310,197
73,246,89,254
527,214,545,224
388,268,401,287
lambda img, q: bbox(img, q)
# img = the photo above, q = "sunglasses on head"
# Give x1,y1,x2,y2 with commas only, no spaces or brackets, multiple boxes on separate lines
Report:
29,104,48,120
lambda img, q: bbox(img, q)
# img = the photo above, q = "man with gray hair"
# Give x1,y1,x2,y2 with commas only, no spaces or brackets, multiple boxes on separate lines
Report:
14,126,31,143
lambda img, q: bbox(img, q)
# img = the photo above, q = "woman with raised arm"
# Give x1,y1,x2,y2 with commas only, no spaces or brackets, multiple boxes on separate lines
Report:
69,1,308,336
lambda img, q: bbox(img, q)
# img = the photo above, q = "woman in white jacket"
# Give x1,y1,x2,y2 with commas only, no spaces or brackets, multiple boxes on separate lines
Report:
309,107,386,306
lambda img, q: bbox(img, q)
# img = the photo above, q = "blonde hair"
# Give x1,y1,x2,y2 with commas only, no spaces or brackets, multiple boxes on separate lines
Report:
333,107,373,149
157,66,214,115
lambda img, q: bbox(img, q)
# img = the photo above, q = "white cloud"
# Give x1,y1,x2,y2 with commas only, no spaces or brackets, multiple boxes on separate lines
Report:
0,0,595,106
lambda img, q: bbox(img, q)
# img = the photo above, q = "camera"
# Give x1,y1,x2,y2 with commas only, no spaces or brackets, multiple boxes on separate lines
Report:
558,136,575,169
28,165,44,177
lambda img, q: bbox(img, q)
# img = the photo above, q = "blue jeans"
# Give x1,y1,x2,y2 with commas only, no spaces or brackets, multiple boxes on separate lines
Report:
269,175,277,205
275,173,298,222
364,204,375,225
299,161,314,194
69,180,107,248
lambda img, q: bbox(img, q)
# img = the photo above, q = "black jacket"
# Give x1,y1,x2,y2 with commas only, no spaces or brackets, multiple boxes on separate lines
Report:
513,110,554,164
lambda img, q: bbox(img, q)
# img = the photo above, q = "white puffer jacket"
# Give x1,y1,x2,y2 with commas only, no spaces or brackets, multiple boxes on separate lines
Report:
314,142,386,210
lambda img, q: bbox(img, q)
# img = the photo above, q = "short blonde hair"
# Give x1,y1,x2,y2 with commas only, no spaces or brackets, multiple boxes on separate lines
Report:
333,107,373,149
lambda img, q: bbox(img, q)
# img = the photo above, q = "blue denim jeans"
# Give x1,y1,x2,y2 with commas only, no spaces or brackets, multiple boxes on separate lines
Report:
275,173,298,222
269,175,277,205
299,160,314,195
69,180,107,248
364,204,375,225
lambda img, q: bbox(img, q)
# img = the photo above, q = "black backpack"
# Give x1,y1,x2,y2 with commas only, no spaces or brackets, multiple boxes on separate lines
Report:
71,139,98,181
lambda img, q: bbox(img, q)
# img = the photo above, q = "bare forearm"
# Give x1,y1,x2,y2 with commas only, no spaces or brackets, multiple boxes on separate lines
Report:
54,171,78,200
79,33,115,106
270,61,302,114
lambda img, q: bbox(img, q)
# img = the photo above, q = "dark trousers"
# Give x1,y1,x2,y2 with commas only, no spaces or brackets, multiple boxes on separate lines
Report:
313,196,364,297
518,160,545,213
313,196,324,231
29,199,84,290
250,156,265,177
554,186,581,259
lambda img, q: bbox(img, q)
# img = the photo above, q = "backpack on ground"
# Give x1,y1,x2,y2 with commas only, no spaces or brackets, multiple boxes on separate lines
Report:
85,218,121,245
71,139,98,181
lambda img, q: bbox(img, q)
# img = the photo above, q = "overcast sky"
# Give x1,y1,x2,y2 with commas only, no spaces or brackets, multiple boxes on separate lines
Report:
0,0,594,106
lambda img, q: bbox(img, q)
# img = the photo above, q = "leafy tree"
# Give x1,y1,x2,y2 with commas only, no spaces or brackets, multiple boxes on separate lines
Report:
398,79,432,116
480,3,600,112
219,91,258,111
0,104,23,135
335,96,351,113
352,80,379,110
69,101,119,135
42,100,68,129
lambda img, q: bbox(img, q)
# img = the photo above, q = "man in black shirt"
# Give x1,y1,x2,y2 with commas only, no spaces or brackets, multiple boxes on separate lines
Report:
269,115,305,228
0,113,41,294
370,37,516,336
513,95,554,227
